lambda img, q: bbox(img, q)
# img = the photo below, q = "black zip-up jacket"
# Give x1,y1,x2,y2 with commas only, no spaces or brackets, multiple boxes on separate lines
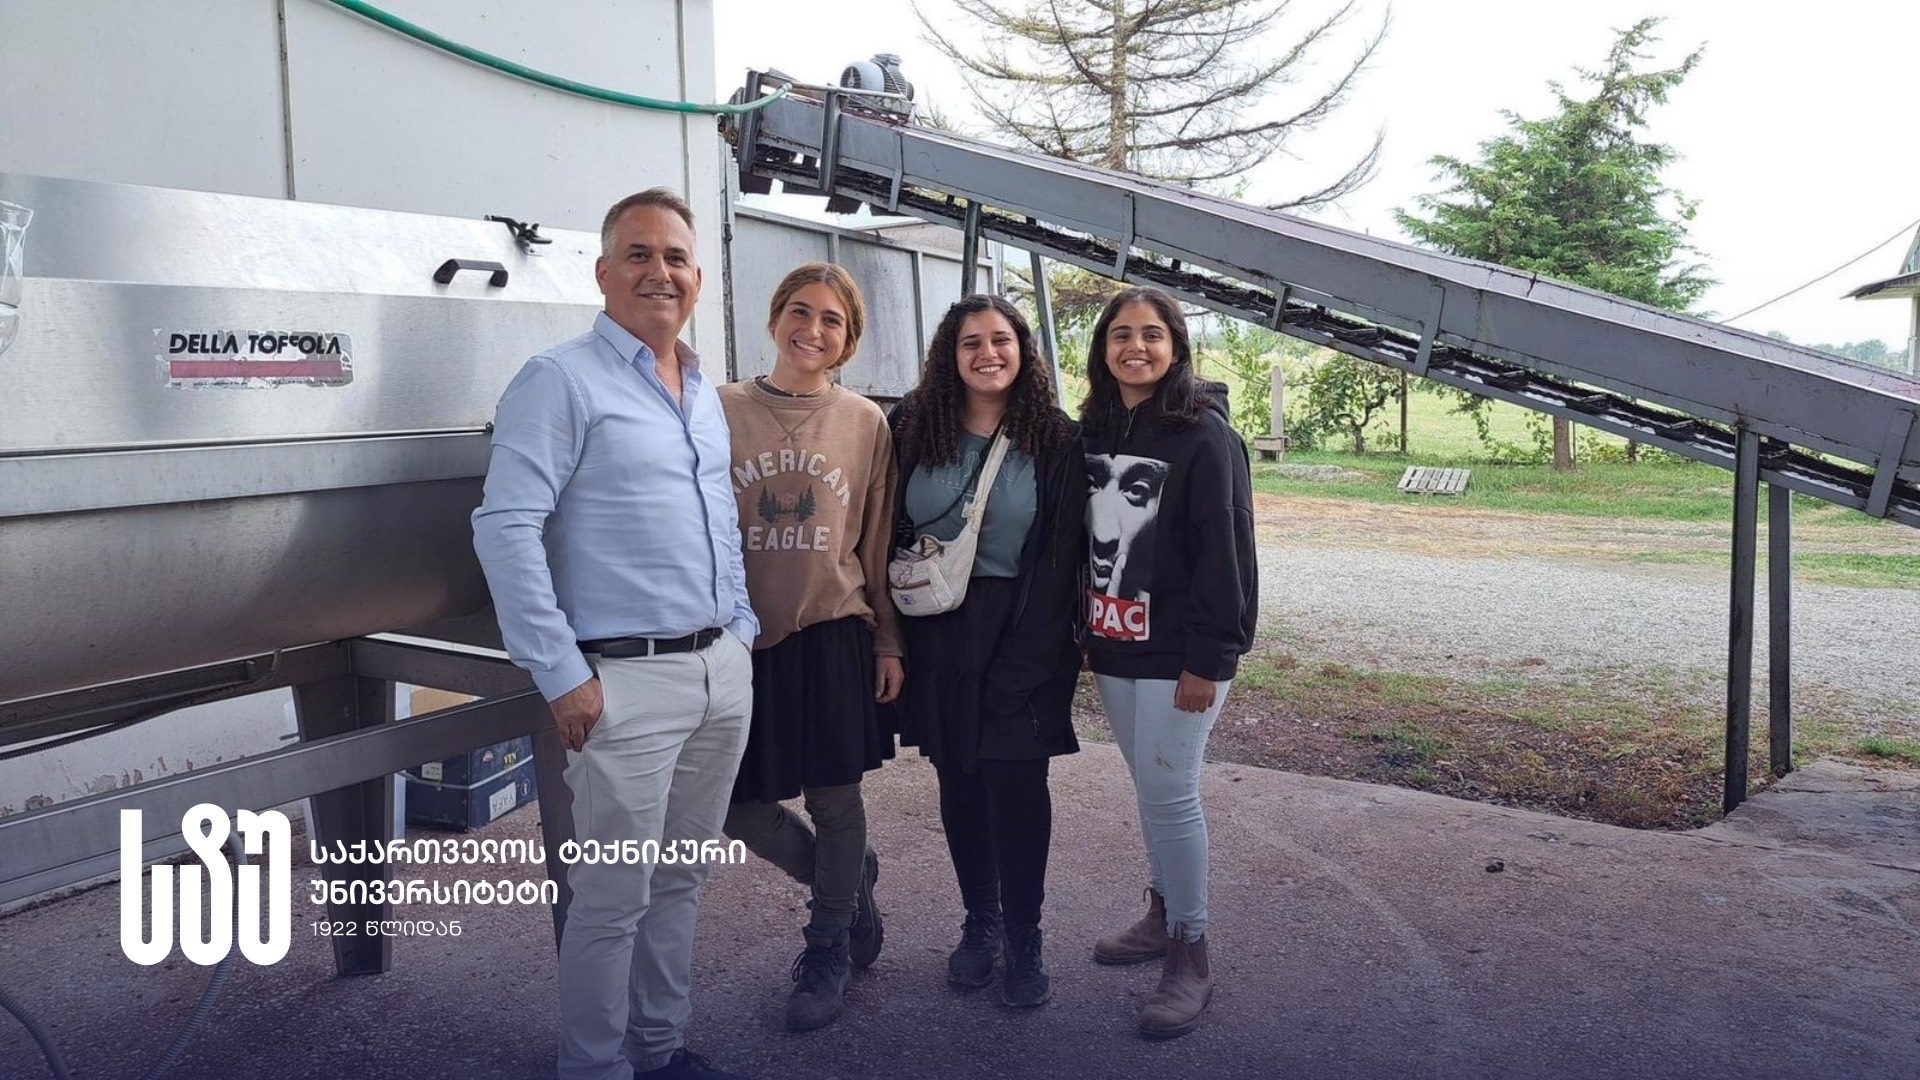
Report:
889,397,1088,741
1080,382,1257,681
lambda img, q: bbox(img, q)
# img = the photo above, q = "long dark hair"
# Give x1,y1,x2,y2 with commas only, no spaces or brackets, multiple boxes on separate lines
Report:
896,294,1072,466
1080,286,1204,433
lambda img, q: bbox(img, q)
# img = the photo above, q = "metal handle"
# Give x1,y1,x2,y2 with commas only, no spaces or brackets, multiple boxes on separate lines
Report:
433,259,509,287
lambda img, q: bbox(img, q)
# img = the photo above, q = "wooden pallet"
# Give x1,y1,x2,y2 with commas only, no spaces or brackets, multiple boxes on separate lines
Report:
1397,466,1471,495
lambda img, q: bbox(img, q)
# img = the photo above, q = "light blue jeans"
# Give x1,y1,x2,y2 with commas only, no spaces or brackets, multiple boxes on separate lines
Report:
1094,674,1230,941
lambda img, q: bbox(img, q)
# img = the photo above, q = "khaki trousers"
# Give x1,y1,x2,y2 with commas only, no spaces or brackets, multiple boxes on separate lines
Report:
556,632,753,1080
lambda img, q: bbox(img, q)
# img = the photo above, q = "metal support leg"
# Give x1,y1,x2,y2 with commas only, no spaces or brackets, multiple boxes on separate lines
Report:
820,93,861,214
294,671,397,976
531,721,575,949
960,201,983,296
1725,428,1760,812
1029,249,1063,402
818,93,842,194
909,250,927,363
1768,470,1794,777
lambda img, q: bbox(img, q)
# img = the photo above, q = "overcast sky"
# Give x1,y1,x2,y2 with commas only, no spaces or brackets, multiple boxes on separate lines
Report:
714,0,1919,349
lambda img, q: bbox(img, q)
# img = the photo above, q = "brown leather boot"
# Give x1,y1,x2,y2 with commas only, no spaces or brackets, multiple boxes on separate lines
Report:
1093,887,1169,965
1138,932,1212,1039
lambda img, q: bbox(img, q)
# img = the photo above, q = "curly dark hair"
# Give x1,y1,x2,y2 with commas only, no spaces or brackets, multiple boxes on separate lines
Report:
1080,286,1204,433
895,294,1073,466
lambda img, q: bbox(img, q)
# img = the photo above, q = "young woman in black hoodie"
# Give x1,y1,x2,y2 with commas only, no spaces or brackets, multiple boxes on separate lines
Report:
888,295,1087,1008
1079,286,1257,1039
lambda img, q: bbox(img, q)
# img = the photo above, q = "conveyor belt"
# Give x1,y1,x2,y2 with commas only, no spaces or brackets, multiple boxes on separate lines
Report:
731,77,1920,528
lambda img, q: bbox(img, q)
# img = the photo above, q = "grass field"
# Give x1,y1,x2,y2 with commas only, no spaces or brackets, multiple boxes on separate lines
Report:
1250,453,1920,589
1250,451,1920,532
1362,386,1558,460
1240,380,1912,530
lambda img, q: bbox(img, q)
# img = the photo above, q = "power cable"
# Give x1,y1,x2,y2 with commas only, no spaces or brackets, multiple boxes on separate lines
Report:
1723,215,1920,324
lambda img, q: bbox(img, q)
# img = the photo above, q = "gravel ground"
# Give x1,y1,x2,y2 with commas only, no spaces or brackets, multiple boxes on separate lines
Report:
1252,512,1920,730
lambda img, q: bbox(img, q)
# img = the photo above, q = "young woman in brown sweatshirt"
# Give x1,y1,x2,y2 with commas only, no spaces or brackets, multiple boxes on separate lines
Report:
717,262,902,1032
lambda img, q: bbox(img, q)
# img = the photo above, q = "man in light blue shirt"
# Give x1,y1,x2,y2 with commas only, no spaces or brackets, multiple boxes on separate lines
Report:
473,188,757,1080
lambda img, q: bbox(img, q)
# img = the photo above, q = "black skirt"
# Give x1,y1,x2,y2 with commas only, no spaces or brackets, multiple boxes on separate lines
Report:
730,616,892,804
890,576,1076,771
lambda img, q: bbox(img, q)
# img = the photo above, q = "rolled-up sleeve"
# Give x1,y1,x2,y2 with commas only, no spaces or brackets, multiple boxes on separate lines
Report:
471,357,596,702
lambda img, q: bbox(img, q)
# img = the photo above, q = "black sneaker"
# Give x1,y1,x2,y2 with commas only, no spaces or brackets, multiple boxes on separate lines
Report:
946,909,1003,988
1001,923,1051,1007
786,925,851,1031
849,848,884,969
635,1047,756,1079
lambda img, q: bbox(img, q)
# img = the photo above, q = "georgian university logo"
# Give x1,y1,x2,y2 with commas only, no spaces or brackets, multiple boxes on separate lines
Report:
120,803,292,965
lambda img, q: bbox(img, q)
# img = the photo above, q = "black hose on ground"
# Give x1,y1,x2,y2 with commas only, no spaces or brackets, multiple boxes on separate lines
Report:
0,833,247,1080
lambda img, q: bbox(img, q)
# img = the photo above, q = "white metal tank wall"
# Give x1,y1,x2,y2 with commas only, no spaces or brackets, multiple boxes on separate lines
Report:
0,2,292,196
0,0,723,351
278,0,726,349
0,0,722,821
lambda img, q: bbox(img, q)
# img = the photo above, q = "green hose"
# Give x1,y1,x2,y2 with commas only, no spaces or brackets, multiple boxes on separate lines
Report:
322,0,787,115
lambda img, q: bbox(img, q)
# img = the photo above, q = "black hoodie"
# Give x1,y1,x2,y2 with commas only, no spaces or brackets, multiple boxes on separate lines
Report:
1080,382,1258,681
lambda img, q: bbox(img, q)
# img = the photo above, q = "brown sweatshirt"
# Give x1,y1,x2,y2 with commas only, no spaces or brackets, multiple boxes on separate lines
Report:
718,379,902,657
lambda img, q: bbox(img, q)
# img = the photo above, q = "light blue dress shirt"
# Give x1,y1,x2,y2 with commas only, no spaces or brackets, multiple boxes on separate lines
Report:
472,312,758,702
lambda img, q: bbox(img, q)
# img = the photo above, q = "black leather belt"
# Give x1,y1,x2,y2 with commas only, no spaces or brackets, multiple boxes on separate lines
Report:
580,627,725,658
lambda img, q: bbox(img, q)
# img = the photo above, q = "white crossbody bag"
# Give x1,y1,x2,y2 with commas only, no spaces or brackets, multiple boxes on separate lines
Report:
888,431,1012,617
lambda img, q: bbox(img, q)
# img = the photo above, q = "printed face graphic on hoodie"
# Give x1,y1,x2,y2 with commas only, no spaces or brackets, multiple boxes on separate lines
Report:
1086,453,1168,641
1080,382,1259,676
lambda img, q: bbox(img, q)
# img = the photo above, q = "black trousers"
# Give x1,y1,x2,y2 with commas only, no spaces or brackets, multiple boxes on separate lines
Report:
935,757,1053,928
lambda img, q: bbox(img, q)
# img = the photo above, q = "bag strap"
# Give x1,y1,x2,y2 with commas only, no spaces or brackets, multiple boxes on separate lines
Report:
908,423,1004,531
957,431,1013,531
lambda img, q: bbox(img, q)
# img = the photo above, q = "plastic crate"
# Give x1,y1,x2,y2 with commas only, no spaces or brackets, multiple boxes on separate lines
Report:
404,754,538,832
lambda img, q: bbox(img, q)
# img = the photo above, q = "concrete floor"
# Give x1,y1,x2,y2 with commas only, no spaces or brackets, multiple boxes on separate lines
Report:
2,746,1916,1080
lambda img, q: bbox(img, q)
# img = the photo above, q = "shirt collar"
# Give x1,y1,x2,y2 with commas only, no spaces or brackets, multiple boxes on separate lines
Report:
594,311,703,379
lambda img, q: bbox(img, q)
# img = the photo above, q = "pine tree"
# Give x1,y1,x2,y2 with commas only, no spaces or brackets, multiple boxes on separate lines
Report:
1395,18,1712,469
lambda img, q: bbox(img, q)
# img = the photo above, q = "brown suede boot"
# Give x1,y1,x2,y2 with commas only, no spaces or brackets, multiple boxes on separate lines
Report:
1138,932,1212,1039
1092,887,1170,965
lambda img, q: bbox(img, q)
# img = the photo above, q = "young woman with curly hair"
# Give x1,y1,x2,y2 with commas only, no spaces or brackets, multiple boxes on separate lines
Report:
887,294,1087,1009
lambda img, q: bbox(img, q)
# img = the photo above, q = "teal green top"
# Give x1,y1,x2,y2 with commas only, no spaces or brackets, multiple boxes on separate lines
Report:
902,431,1037,579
